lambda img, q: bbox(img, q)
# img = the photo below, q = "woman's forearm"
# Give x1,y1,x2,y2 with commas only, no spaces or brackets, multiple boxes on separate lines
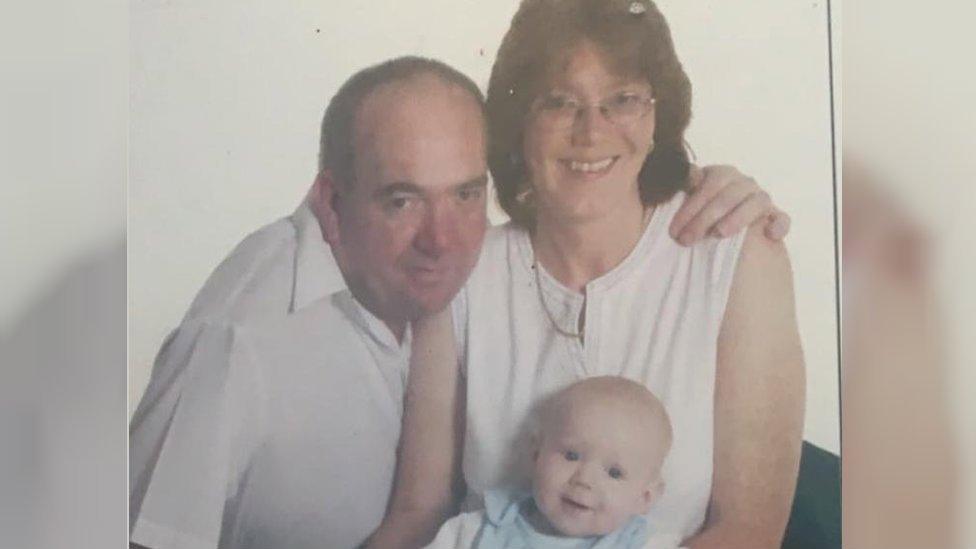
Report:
364,506,455,549
363,309,465,549
682,518,784,549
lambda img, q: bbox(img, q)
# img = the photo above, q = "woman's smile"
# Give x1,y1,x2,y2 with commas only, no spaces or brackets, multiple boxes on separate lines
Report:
561,156,618,176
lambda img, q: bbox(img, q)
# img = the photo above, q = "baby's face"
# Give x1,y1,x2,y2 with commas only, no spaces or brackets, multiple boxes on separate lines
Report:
531,397,665,537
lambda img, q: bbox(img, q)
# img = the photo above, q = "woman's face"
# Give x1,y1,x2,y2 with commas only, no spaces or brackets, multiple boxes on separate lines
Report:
522,41,656,224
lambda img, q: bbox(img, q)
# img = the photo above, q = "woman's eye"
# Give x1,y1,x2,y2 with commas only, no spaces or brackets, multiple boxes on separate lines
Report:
563,450,580,461
608,467,624,480
611,93,642,107
540,95,575,111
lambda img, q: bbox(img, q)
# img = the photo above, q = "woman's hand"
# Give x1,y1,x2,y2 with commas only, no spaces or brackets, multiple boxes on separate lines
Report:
670,165,791,246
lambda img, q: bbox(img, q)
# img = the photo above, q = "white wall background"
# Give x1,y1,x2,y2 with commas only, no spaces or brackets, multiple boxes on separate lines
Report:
1,2,127,547
1,2,125,333
129,0,839,453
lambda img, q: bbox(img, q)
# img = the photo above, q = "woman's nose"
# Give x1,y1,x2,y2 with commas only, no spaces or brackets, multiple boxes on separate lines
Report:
570,105,611,146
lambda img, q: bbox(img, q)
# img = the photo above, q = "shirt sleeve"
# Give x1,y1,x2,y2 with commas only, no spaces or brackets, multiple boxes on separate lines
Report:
423,511,484,549
706,225,749,335
642,532,683,549
129,320,265,549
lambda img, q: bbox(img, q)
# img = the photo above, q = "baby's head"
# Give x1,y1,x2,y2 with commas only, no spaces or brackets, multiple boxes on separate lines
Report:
529,376,673,537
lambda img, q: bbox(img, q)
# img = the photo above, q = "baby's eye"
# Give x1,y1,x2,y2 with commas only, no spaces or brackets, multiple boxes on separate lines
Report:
607,466,624,480
563,450,580,462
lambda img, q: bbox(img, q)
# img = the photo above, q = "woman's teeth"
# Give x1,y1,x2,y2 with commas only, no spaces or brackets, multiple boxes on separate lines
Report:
568,158,614,173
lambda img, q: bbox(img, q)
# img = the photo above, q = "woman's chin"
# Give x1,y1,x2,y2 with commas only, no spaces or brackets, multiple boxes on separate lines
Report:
537,196,637,227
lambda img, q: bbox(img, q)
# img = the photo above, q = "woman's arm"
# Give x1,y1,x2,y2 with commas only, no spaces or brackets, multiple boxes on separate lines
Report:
363,309,466,549
684,225,806,549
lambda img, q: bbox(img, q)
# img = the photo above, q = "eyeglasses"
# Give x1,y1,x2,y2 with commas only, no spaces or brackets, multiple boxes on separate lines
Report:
531,90,656,130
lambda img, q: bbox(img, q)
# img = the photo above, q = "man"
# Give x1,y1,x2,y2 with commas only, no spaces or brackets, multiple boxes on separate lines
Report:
130,56,788,548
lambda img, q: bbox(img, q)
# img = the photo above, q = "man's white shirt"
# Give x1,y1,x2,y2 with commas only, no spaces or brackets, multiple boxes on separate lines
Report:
129,202,415,548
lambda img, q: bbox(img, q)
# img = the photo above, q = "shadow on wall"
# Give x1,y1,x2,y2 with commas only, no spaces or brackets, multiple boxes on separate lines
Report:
0,236,126,549
842,160,959,549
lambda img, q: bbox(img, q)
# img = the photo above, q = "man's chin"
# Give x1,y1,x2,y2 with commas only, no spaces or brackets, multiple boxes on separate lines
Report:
404,284,464,317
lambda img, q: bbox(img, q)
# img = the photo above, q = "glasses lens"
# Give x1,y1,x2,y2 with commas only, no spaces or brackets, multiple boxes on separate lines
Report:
532,92,653,130
533,94,578,129
604,92,653,125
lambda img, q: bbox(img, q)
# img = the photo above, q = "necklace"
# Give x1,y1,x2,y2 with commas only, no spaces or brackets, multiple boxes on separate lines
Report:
533,259,584,340
532,206,654,342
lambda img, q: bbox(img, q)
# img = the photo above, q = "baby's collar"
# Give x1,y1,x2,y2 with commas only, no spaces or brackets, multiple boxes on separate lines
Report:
482,489,651,547
483,488,534,526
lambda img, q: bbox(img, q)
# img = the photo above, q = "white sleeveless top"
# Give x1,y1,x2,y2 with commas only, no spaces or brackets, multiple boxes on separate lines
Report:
456,192,746,542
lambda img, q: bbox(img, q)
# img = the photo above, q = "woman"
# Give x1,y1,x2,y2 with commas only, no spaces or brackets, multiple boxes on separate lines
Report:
375,0,805,547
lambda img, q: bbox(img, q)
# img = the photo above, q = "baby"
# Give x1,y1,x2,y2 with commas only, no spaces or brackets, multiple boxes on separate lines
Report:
427,376,674,548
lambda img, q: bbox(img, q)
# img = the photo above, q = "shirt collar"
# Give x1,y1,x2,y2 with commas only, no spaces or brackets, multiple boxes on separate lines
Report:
290,198,408,352
290,199,347,312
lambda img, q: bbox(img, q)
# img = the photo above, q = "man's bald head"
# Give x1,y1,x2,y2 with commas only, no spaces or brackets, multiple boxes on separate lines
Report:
318,56,486,187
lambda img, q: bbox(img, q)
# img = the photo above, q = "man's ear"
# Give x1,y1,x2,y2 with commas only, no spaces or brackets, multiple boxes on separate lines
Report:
312,170,343,246
639,477,665,515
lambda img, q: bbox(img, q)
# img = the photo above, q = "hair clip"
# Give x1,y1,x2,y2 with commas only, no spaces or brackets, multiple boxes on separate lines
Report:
628,1,647,15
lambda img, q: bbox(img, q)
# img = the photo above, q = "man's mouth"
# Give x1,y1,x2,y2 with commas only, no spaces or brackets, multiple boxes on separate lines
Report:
405,265,448,284
561,156,617,175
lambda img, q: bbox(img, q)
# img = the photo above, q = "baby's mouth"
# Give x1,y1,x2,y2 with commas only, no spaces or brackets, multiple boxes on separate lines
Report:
561,495,592,512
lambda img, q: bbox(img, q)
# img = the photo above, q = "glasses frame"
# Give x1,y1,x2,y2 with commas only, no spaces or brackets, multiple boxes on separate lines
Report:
530,90,657,131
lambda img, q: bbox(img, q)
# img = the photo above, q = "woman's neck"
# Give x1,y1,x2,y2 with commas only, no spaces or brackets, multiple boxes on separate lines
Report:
532,199,650,293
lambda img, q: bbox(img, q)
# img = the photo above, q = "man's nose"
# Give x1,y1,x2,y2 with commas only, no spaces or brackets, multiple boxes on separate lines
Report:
414,202,458,257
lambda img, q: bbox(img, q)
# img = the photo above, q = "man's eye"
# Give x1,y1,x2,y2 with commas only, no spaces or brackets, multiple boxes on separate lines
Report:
564,450,580,461
607,467,624,480
458,188,483,202
386,195,413,211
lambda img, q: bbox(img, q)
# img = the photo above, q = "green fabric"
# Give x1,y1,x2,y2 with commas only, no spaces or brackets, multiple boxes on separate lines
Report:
781,442,841,549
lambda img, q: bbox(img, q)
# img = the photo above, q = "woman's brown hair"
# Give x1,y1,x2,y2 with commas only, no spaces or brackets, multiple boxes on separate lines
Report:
486,0,693,228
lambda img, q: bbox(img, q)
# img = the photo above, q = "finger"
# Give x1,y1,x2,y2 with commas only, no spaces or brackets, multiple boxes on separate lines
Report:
686,164,705,189
763,208,792,241
670,167,742,238
711,190,775,238
676,179,758,245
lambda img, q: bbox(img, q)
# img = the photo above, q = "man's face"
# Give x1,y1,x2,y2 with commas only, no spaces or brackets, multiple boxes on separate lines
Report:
331,75,488,330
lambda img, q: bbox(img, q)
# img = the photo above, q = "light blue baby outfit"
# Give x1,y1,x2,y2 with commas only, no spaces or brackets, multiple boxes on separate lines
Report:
473,490,649,549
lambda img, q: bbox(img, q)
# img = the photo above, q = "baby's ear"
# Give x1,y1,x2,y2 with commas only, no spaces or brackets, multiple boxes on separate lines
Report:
640,477,665,514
